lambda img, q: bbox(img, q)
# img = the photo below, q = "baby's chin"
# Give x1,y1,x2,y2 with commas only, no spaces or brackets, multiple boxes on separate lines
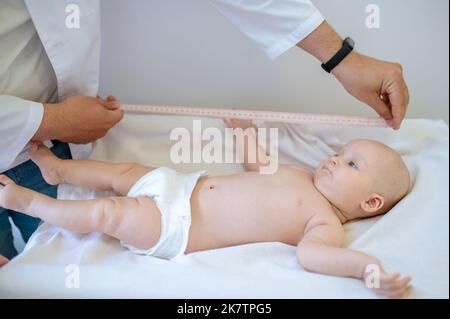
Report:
312,178,347,216
312,169,336,202
312,170,327,194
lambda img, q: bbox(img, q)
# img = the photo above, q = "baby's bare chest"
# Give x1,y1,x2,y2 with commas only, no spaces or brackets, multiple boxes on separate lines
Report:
195,169,330,224
189,169,334,247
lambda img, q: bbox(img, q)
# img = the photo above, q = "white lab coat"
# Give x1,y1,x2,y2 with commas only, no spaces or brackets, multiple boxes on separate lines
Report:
0,0,101,172
0,0,323,172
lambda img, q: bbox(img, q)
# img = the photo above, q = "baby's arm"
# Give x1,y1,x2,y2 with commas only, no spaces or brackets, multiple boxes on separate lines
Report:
223,117,271,172
296,217,411,298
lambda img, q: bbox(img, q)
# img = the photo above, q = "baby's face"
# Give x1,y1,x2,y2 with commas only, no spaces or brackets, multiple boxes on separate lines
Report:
313,139,409,219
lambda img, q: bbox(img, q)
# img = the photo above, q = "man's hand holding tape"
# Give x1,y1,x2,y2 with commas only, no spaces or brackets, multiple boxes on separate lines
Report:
297,21,409,130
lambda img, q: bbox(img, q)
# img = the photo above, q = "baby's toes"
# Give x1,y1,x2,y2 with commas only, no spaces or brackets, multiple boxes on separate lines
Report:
0,254,8,267
0,175,15,187
28,141,39,153
28,142,53,159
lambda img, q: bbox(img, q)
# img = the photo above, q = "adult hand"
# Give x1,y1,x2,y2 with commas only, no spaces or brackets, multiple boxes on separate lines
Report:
297,22,409,130
333,52,409,130
33,95,124,144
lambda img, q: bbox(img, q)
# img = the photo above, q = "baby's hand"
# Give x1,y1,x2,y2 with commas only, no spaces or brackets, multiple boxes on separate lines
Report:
223,117,254,130
223,108,254,130
365,265,412,298
223,114,254,131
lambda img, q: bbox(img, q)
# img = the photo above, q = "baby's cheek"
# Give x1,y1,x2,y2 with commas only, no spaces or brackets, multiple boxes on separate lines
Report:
335,173,352,190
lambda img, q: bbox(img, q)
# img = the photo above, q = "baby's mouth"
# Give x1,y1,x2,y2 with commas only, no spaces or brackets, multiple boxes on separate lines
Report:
322,166,333,176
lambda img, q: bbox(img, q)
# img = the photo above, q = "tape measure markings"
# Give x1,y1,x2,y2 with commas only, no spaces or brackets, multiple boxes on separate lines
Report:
121,104,388,128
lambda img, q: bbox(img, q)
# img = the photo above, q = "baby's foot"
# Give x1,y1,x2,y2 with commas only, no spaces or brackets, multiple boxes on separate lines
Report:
0,254,8,267
0,175,35,215
29,142,64,185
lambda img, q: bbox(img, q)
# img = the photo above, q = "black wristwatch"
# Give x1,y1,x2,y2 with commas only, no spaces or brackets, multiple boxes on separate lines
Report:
321,37,355,73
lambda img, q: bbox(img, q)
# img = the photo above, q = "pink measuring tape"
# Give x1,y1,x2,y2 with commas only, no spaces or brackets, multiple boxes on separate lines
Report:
121,104,388,128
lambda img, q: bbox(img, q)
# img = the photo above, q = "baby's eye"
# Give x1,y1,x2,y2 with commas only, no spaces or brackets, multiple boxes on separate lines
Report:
348,160,358,169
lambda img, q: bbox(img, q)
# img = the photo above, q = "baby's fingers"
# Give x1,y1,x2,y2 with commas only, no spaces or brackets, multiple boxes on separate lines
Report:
380,272,400,284
376,284,412,299
390,276,412,290
224,108,238,126
223,118,234,128
381,274,411,289
376,274,412,298
224,117,241,128
381,274,410,287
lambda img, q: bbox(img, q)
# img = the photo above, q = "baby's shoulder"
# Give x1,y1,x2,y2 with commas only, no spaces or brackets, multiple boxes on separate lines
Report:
303,211,345,246
306,209,343,232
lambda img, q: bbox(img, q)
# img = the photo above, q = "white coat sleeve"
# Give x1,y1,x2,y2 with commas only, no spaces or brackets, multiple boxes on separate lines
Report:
208,0,324,59
0,95,44,171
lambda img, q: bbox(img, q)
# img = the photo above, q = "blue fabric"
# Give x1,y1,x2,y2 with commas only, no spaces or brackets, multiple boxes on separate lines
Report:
0,141,72,259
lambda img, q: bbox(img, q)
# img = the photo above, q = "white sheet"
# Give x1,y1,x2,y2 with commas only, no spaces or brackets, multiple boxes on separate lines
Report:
0,113,448,298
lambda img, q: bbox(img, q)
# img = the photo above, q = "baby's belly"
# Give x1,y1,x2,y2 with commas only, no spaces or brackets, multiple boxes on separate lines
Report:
187,173,315,253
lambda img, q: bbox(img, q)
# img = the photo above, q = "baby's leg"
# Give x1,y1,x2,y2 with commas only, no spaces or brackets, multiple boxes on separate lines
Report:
29,143,153,196
0,176,161,249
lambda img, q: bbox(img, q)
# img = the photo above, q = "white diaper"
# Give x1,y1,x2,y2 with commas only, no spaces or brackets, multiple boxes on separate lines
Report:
120,167,206,260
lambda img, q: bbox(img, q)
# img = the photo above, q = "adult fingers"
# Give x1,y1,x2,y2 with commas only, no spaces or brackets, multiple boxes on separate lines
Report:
96,95,120,110
106,95,121,109
369,94,395,128
385,82,408,130
102,105,124,125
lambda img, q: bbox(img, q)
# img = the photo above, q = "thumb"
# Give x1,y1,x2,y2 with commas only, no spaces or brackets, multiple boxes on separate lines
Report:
96,95,120,110
104,100,121,110
107,95,118,102
109,107,124,123
369,94,394,128
106,95,121,109
385,85,408,130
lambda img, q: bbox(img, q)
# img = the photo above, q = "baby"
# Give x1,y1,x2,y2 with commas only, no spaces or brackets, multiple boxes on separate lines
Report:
0,118,411,298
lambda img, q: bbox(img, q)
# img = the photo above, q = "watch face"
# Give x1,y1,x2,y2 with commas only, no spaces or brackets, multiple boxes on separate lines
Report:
345,37,355,49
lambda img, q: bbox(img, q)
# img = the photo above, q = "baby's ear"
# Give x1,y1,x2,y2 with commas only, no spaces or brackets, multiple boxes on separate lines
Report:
361,194,384,216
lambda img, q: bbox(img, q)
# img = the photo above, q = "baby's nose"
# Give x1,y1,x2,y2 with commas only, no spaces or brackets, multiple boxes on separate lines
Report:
330,156,338,166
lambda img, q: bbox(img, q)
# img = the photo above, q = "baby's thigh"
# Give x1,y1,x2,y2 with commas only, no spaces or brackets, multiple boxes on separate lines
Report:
113,164,155,196
104,196,161,250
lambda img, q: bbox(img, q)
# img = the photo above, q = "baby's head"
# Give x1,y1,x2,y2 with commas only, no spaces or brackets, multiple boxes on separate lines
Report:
313,139,410,221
